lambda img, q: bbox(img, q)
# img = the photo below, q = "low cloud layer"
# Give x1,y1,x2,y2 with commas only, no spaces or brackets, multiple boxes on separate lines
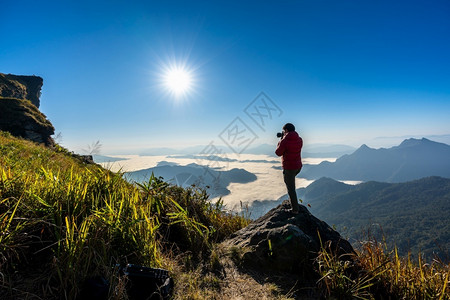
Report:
99,154,335,211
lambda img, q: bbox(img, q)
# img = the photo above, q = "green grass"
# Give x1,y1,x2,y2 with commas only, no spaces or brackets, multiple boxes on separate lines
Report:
0,131,248,299
0,131,448,299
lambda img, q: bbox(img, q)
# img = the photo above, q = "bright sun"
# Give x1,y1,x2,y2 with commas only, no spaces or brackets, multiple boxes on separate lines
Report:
163,66,193,97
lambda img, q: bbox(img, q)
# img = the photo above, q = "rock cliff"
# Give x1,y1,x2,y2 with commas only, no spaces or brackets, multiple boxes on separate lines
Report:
0,97,55,145
0,73,43,108
0,73,54,145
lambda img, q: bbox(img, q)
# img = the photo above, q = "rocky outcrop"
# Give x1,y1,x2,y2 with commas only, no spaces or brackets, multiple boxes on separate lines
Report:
0,97,54,146
223,201,354,274
0,72,54,145
0,73,43,108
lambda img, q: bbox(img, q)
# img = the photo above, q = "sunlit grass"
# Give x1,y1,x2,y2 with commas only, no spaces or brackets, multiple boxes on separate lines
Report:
316,233,449,299
357,239,449,299
1,131,448,299
0,131,248,298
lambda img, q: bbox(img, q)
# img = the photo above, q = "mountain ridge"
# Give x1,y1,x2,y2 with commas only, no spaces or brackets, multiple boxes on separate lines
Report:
301,176,450,260
248,176,450,261
300,138,450,182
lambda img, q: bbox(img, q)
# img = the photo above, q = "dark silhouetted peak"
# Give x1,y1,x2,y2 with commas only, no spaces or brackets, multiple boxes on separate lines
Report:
393,138,450,154
303,177,352,201
356,144,372,152
398,137,431,148
307,177,347,191
349,143,374,158
310,176,339,186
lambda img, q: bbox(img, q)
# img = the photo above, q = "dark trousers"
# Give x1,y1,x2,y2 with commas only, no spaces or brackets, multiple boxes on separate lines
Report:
283,168,301,211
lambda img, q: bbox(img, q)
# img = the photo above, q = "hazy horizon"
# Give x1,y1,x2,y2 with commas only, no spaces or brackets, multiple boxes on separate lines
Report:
82,134,450,156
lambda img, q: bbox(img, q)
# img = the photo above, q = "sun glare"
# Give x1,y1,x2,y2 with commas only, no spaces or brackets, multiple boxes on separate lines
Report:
163,66,193,97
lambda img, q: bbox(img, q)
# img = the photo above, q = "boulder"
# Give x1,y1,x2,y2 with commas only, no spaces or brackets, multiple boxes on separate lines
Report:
224,201,354,274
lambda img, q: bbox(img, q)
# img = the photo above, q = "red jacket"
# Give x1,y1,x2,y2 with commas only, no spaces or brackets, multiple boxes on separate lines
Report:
275,131,303,170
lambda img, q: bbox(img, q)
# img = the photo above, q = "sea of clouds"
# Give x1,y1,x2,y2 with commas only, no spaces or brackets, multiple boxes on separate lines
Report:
99,154,340,211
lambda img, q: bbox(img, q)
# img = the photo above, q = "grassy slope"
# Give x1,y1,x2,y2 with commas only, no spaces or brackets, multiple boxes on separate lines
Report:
0,132,448,299
0,132,285,299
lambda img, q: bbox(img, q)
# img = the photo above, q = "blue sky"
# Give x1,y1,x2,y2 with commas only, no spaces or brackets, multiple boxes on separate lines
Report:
2,0,450,153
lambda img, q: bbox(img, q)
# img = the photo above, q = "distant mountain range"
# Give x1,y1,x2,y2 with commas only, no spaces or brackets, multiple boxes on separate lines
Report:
242,143,356,158
303,176,450,261
125,162,257,198
302,144,357,158
249,176,450,261
300,138,450,182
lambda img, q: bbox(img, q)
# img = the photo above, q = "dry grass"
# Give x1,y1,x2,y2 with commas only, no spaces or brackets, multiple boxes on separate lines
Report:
316,236,450,300
171,245,295,300
357,240,449,299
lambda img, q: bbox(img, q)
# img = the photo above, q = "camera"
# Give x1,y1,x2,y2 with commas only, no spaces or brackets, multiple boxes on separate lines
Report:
277,132,283,138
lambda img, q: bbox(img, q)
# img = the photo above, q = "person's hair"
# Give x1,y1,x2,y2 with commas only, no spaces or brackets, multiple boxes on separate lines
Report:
283,123,295,132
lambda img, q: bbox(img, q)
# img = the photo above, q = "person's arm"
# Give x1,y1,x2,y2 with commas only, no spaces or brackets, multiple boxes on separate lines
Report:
275,138,286,156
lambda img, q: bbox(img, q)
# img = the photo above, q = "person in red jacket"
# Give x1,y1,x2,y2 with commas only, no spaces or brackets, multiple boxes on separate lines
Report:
275,123,303,213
